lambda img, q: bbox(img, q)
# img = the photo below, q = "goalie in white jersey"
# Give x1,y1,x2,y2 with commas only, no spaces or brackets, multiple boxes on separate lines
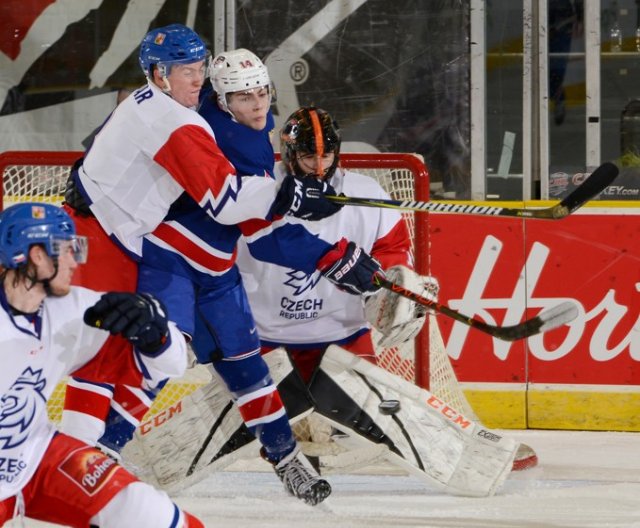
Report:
238,106,434,381
235,107,537,481
0,203,203,527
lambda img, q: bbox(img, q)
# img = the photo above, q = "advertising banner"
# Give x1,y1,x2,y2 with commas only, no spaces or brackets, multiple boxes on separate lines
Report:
428,207,640,430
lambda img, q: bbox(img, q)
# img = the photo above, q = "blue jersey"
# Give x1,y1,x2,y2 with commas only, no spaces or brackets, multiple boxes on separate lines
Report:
198,89,275,179
141,89,331,287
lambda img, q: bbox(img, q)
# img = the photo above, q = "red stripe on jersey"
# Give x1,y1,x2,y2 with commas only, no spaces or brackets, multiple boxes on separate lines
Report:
237,388,284,424
239,217,271,237
154,124,237,202
63,385,112,419
71,335,143,387
371,219,412,270
112,385,151,421
151,222,236,272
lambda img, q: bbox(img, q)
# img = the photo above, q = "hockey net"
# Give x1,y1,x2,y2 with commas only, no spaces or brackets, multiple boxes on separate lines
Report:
0,150,477,439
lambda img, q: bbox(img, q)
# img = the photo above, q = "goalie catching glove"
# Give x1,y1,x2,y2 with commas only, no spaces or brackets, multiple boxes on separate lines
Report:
270,174,343,221
317,238,383,296
84,292,169,355
364,265,439,347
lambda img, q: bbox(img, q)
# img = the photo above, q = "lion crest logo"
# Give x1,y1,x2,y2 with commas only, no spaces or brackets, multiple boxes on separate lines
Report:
0,367,47,449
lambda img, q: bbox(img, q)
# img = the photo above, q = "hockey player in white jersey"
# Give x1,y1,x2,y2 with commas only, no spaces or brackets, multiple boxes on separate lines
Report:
237,107,537,476
0,203,203,527
239,106,426,379
61,27,385,506
242,106,536,475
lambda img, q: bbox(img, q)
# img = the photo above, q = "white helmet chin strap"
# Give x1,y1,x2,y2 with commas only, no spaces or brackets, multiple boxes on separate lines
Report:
154,63,172,94
161,75,172,94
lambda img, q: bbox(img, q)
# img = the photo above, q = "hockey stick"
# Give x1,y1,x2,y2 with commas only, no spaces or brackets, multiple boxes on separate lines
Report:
328,162,619,219
373,274,578,341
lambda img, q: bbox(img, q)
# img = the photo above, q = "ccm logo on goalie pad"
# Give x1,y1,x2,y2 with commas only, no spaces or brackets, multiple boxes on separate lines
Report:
425,396,472,429
139,402,183,435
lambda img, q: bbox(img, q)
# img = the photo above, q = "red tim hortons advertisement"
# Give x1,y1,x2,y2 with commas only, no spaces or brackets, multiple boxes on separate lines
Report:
428,210,640,386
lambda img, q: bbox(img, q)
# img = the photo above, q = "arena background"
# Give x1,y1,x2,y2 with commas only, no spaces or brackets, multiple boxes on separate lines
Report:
0,0,639,430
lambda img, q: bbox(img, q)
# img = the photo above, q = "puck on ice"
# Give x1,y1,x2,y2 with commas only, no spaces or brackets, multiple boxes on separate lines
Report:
378,399,400,415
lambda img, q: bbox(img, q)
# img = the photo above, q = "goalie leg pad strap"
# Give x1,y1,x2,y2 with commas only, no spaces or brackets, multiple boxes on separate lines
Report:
122,348,313,492
310,345,517,497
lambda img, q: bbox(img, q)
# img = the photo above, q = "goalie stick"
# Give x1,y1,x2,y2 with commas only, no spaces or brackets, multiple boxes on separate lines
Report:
373,274,578,341
328,161,619,219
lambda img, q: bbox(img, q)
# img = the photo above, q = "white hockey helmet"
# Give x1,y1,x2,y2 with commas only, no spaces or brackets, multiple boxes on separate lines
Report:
209,48,271,113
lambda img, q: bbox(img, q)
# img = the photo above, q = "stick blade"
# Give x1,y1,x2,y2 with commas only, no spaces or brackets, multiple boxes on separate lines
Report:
493,301,578,341
537,301,579,332
554,162,619,217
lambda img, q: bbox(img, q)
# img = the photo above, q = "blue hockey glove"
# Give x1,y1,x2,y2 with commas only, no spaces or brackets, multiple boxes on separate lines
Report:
270,175,343,221
84,292,169,356
317,238,383,296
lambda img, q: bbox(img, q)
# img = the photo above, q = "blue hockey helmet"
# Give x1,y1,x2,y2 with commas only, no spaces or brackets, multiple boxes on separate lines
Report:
139,24,208,78
0,203,87,269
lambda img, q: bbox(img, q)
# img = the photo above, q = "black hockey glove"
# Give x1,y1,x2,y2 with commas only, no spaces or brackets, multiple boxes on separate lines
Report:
317,238,384,296
84,292,169,356
270,175,343,221
63,159,93,217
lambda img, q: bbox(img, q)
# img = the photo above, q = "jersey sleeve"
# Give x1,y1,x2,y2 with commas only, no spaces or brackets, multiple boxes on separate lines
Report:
153,125,278,226
239,217,333,274
68,288,187,391
371,218,413,270
351,172,413,270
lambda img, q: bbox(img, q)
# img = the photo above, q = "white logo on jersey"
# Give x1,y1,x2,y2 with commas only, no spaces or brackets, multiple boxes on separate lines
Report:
0,368,47,449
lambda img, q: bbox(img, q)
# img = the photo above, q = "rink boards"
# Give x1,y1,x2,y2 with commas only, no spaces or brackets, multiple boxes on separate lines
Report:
428,201,640,431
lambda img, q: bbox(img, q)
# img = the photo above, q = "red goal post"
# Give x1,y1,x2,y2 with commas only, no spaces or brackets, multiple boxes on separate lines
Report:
0,150,431,388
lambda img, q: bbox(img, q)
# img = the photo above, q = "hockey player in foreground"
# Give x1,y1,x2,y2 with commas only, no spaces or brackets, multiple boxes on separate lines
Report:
0,203,203,527
61,26,385,506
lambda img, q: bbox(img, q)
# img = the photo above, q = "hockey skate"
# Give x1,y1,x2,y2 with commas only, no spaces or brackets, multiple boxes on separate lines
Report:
263,447,332,505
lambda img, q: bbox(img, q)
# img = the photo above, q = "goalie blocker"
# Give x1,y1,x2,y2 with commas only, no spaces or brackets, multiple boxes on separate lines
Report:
124,347,518,497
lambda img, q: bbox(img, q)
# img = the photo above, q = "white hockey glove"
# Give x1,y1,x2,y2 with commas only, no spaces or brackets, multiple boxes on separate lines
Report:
364,265,439,348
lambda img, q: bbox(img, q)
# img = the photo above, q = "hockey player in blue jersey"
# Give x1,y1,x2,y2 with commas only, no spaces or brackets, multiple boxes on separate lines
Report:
61,27,384,506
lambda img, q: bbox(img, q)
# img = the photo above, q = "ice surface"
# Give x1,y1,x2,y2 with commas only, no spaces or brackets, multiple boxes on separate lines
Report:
11,430,640,528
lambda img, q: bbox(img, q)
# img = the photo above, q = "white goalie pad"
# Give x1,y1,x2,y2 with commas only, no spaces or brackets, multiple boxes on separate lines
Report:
122,348,313,492
312,345,517,497
364,265,439,348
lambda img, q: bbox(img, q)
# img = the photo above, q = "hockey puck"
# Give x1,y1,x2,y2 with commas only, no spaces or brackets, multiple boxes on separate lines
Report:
378,399,401,415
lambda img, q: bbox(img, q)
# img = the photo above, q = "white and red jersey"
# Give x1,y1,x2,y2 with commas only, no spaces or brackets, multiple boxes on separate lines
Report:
0,286,186,500
237,164,412,346
78,81,279,258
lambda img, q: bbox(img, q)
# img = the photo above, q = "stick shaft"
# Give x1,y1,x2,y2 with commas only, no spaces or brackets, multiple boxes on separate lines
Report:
329,162,619,219
374,275,576,341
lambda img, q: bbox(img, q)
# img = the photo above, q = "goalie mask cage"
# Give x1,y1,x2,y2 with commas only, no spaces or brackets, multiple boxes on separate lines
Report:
0,150,478,426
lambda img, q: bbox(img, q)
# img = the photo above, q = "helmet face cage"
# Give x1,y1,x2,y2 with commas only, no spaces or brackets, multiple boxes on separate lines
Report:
280,107,341,179
0,203,88,269
139,24,208,79
209,49,272,113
